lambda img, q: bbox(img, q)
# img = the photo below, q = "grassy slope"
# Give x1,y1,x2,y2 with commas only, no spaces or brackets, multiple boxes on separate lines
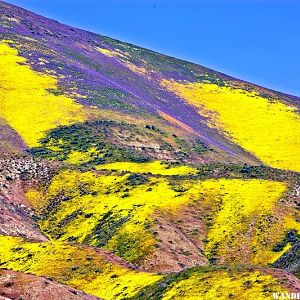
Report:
25,169,300,271
1,236,300,300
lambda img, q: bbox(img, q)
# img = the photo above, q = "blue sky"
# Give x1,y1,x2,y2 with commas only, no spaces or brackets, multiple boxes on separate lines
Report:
7,0,300,96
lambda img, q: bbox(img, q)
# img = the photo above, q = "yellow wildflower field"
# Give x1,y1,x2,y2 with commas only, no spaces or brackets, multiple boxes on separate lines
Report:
0,41,85,147
162,80,300,172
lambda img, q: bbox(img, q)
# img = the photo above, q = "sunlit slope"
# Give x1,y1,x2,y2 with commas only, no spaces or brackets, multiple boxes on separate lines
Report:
189,179,294,265
25,167,300,270
0,235,161,300
133,267,297,300
162,270,279,300
1,236,298,300
162,80,300,172
29,169,199,266
0,41,86,147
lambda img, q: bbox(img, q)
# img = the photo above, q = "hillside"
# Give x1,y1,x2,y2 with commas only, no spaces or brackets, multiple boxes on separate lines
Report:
1,1,300,299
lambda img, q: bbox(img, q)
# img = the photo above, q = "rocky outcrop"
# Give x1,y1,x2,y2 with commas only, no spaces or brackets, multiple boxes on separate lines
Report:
0,157,54,191
0,158,55,241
